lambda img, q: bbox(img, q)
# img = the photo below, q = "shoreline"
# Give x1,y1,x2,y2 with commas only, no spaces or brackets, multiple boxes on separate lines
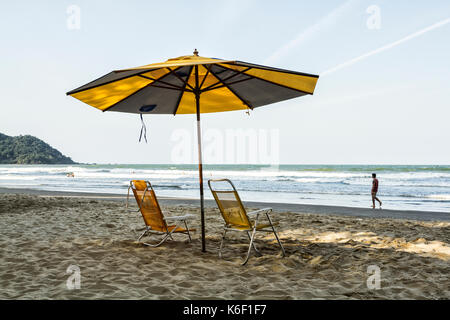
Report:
1,187,448,222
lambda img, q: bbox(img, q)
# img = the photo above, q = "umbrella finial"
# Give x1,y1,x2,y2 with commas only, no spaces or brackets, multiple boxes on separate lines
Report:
193,48,199,56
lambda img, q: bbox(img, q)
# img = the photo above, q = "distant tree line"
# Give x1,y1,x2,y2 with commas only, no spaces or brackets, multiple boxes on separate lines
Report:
0,132,76,164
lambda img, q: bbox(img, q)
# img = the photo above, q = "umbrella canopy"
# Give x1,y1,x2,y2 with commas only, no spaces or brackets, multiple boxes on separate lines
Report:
67,50,319,252
67,51,318,114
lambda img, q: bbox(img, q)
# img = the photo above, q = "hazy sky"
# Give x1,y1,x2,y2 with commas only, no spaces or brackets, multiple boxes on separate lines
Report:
1,0,449,165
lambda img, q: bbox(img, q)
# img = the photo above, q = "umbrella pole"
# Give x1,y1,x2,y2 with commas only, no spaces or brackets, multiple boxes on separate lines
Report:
196,94,206,252
194,65,206,252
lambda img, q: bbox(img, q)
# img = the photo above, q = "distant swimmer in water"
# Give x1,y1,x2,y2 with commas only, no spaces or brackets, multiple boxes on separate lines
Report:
67,172,75,178
371,173,382,209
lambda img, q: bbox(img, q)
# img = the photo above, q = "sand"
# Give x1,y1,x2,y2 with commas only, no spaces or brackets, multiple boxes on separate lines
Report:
0,192,449,299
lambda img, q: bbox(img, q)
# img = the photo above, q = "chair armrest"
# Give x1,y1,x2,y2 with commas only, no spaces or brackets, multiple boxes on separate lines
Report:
127,208,140,213
247,208,272,216
164,214,195,221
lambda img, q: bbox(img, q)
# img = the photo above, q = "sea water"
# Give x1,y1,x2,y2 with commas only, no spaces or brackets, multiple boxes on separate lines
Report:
0,164,449,213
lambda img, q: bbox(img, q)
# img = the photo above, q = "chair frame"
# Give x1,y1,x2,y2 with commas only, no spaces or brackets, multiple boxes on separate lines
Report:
127,180,194,247
208,179,285,265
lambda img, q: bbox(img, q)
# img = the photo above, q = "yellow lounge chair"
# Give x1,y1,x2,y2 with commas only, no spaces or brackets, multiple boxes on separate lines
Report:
208,179,285,265
127,180,194,247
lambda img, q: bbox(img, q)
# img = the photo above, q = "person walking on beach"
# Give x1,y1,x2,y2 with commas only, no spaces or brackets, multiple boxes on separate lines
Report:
371,173,382,209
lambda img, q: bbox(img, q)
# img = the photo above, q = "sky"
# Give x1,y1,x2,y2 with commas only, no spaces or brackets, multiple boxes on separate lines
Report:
1,0,449,165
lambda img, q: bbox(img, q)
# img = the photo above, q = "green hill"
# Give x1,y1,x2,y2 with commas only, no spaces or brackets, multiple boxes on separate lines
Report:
0,133,76,164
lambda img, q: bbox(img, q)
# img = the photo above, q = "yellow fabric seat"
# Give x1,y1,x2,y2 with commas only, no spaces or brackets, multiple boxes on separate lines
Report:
127,180,194,247
208,179,286,265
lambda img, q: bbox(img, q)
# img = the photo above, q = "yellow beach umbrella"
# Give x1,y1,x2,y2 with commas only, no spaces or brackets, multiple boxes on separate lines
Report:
67,49,319,252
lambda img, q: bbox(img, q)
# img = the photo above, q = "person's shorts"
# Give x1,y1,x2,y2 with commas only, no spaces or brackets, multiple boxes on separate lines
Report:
371,191,378,196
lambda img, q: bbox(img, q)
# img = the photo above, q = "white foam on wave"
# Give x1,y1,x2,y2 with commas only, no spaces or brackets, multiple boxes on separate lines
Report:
426,194,450,201
0,166,367,180
0,175,39,180
2,165,450,191
0,165,90,175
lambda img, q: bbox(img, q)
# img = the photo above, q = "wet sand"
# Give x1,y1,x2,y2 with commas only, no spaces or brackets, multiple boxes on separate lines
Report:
0,191,449,299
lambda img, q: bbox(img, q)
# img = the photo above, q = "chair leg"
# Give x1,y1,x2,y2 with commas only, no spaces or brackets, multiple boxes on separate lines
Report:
247,231,262,256
272,227,286,257
137,228,149,242
242,227,257,266
140,226,178,247
265,213,285,257
142,234,171,247
219,228,227,258
184,220,192,242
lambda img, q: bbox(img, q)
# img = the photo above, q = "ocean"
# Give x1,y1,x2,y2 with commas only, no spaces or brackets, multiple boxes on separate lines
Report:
0,164,449,213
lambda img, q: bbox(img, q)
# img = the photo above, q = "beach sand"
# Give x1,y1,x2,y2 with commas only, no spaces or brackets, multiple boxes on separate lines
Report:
0,192,448,299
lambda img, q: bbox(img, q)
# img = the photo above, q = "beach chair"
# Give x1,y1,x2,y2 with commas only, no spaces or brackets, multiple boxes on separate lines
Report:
127,180,194,247
208,179,285,265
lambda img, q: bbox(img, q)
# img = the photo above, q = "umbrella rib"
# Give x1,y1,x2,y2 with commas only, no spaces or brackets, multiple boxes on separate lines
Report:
101,66,184,112
172,65,194,115
202,76,253,92
66,68,168,96
218,64,314,95
149,84,192,92
225,61,320,78
208,67,253,110
201,67,252,92
167,67,195,91
137,75,186,91
198,64,212,90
